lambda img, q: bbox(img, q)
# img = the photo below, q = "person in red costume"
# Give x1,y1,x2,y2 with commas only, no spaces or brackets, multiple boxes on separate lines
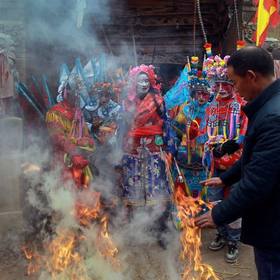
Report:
121,65,171,248
203,55,248,263
122,65,170,206
46,84,94,189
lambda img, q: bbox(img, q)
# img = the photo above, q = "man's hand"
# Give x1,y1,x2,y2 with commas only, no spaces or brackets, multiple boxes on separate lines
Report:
200,177,224,187
194,209,216,228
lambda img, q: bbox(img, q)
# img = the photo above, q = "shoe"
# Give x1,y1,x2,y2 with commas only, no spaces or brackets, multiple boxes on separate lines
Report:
225,241,239,263
208,234,226,251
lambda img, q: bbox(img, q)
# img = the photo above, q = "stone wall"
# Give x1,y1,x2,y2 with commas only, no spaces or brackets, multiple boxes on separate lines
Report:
0,0,26,81
0,0,25,237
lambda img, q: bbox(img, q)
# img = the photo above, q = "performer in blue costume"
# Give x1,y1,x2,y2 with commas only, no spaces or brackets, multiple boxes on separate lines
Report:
171,57,211,200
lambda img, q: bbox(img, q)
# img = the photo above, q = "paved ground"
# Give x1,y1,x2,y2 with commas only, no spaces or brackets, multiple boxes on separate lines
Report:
202,229,257,280
0,229,257,280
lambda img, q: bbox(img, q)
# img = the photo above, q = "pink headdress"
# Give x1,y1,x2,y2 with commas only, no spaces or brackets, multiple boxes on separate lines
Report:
127,64,161,102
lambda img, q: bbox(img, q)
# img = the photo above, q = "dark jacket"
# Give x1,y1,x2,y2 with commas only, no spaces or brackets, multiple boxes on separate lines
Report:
212,79,280,249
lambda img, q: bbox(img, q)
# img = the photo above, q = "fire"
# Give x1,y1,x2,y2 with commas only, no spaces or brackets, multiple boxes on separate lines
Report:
76,193,122,271
22,245,41,275
175,186,219,280
76,192,101,227
23,191,121,277
22,231,89,280
76,192,121,269
46,230,89,280
97,214,120,269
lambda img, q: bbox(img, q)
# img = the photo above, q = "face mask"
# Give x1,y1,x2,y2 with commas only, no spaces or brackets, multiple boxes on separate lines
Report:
136,73,150,96
214,82,233,98
195,90,210,105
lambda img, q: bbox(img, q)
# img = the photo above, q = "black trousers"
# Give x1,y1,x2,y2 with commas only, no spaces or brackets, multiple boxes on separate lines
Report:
254,247,280,280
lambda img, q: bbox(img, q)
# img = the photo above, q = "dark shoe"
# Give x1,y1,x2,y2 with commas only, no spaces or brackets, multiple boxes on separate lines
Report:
208,234,226,251
225,241,239,263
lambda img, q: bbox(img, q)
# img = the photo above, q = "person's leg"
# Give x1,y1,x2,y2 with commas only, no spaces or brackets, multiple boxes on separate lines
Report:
151,201,171,249
225,220,241,263
207,186,226,251
254,247,280,280
208,225,227,251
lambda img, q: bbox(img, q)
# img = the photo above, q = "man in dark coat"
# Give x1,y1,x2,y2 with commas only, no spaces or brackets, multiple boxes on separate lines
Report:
195,46,280,280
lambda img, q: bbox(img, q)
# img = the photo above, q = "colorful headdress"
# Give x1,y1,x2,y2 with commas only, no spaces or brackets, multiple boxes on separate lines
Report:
127,64,161,102
92,82,113,95
204,55,231,83
188,56,210,94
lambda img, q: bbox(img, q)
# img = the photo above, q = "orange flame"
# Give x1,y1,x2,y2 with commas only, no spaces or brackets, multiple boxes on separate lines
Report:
76,193,101,227
22,245,42,275
175,186,219,280
22,231,89,280
76,192,120,269
23,191,120,277
46,231,80,273
97,214,120,269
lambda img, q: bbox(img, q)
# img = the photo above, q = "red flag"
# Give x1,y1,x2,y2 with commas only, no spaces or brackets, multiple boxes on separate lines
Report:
254,0,280,46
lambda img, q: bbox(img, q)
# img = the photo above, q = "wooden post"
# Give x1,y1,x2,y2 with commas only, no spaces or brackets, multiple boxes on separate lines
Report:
131,26,138,66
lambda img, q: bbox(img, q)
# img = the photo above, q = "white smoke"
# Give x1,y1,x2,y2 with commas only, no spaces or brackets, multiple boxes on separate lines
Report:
0,0,187,279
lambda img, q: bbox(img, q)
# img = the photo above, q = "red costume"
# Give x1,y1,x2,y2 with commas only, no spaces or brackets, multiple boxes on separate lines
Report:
204,55,248,174
205,94,247,171
46,100,94,188
123,92,164,155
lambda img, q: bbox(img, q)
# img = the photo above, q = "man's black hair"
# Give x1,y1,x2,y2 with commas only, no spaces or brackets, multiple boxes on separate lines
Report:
227,46,274,77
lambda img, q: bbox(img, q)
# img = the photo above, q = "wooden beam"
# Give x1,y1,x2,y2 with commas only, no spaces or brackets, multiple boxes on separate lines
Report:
101,25,227,38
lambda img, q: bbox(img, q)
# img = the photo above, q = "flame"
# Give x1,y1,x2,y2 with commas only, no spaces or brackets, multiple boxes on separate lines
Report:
22,231,89,280
76,192,101,227
175,186,219,280
22,245,41,275
22,191,120,277
76,192,121,269
46,230,89,280
97,214,120,269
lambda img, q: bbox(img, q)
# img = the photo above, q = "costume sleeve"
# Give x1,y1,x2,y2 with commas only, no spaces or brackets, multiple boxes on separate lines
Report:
212,116,280,226
214,102,247,170
202,106,210,136
46,110,78,155
214,149,242,171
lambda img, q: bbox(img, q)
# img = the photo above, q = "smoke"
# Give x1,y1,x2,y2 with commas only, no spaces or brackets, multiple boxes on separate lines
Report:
17,136,183,279
26,0,110,52
0,115,159,279
0,94,183,278
0,1,187,279
24,0,135,80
